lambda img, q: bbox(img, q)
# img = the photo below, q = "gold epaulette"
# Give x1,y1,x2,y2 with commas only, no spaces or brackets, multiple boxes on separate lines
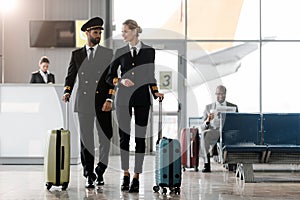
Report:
152,86,158,91
64,86,71,91
109,89,115,95
113,78,119,86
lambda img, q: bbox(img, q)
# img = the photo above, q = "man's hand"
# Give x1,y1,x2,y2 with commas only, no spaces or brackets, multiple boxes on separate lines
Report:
206,112,215,124
102,100,112,111
62,93,70,102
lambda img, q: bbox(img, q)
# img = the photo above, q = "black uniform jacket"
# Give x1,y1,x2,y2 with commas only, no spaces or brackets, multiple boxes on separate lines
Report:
30,71,55,84
64,45,113,113
106,42,159,106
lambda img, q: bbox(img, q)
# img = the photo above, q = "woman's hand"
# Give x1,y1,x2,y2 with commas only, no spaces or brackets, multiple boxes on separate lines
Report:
102,100,112,111
120,79,134,87
155,92,164,101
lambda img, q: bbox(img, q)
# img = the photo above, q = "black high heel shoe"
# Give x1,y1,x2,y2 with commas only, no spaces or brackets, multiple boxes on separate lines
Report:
95,167,105,186
85,175,96,188
121,175,130,191
128,178,139,193
96,174,104,186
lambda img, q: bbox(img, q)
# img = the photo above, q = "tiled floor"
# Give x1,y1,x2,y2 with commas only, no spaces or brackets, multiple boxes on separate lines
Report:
1,155,300,200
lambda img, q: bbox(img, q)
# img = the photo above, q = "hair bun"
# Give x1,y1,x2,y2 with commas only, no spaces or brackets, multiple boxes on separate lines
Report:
137,26,142,34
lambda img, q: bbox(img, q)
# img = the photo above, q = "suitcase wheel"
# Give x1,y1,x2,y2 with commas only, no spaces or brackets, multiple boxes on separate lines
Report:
62,182,68,191
175,187,180,195
46,182,53,190
170,187,175,194
170,187,180,195
153,185,159,193
162,187,167,194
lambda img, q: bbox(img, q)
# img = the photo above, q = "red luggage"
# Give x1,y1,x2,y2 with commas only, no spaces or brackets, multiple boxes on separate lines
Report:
180,128,200,171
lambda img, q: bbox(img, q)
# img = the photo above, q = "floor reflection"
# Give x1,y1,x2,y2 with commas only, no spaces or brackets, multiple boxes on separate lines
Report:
1,156,300,200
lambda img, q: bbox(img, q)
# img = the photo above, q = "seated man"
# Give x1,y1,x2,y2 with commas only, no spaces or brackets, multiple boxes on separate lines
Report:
200,85,238,173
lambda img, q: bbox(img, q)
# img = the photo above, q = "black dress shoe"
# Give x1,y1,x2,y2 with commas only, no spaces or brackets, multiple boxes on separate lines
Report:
85,175,96,188
202,163,211,173
121,176,130,191
202,154,211,173
96,174,104,186
201,167,211,173
128,178,139,193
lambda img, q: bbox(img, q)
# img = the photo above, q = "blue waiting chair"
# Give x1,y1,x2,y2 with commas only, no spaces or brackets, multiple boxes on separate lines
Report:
263,113,300,164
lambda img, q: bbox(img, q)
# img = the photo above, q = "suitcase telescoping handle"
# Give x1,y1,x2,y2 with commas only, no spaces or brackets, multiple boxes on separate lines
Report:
156,97,163,145
65,96,70,130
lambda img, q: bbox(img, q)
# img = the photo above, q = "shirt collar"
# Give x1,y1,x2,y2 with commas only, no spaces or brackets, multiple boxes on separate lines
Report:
39,69,49,75
216,101,226,106
86,44,99,52
129,40,142,52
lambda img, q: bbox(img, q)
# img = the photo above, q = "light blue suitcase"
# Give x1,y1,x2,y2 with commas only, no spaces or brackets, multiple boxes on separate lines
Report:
153,99,181,195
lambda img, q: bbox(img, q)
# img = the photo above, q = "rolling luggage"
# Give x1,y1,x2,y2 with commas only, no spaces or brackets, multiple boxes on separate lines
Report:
181,128,200,171
44,101,70,190
153,99,181,195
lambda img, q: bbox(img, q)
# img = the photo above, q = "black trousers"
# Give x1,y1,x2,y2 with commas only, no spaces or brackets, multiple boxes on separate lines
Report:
117,105,150,174
78,111,112,177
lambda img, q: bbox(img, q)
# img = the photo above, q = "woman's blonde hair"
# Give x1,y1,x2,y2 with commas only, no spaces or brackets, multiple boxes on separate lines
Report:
123,19,142,36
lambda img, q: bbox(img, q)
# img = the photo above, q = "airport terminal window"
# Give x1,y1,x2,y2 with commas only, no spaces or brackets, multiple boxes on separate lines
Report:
262,0,300,40
113,0,184,39
111,0,300,117
262,42,300,113
186,41,260,115
187,0,260,40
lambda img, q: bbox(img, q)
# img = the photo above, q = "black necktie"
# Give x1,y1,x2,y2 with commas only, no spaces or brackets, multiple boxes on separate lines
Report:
89,47,94,60
132,47,137,58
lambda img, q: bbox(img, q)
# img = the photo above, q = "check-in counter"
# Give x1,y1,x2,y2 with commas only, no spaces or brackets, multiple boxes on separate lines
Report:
0,84,80,164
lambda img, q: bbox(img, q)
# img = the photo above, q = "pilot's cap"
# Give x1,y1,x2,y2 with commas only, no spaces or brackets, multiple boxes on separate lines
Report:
81,17,104,31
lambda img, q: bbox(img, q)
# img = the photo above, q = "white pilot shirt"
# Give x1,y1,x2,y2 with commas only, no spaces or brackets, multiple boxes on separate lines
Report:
129,40,142,57
86,44,99,60
39,69,49,83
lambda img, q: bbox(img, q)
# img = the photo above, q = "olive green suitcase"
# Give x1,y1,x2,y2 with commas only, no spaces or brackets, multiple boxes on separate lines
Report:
44,102,70,190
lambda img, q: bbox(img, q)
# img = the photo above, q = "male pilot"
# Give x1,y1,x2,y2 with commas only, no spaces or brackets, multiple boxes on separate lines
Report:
62,17,114,188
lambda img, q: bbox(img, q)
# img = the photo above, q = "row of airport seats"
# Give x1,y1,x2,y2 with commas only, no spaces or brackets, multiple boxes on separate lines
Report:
220,113,300,182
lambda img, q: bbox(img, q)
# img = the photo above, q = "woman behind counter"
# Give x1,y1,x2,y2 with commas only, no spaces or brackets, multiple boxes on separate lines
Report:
30,56,55,84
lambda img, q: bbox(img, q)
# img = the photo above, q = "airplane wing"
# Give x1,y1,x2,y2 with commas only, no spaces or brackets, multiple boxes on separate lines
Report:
187,42,258,87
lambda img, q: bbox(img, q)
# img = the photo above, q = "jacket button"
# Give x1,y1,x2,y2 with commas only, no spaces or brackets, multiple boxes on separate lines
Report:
96,91,99,94
83,92,87,94
85,81,88,83
132,63,135,66
131,72,135,75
